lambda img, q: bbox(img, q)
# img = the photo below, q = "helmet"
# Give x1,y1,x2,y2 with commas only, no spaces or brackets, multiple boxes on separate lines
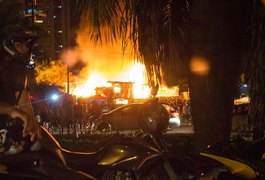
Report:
1,24,38,64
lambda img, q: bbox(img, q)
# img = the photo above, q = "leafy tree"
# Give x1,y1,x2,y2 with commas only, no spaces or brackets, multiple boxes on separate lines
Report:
75,0,189,87
34,60,74,88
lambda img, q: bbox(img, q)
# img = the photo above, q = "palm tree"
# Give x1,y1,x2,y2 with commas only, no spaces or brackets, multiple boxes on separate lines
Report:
74,0,256,153
74,0,190,86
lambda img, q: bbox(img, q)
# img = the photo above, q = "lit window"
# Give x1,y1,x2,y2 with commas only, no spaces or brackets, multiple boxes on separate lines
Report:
34,20,43,23
53,15,56,19
58,30,62,33
27,9,38,14
57,5,62,8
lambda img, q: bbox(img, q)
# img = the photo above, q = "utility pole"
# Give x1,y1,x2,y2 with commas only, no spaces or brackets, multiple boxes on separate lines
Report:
67,65,70,94
31,0,35,25
62,0,70,94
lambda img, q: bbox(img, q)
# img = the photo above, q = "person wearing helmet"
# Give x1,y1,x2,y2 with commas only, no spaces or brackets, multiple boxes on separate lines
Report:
0,24,96,179
0,24,40,154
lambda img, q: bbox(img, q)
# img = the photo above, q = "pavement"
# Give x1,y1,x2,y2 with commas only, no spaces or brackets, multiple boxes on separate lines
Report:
167,124,194,134
47,121,194,135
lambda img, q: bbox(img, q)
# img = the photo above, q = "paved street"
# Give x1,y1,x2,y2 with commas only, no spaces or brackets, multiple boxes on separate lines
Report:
167,124,194,134
46,123,194,136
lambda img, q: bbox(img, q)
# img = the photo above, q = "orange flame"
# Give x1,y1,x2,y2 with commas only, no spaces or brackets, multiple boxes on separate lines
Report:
71,62,151,98
65,30,179,100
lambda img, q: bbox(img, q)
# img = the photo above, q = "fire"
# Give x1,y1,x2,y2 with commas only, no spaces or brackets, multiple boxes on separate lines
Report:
127,62,146,85
70,62,179,99
63,22,179,101
72,72,112,98
133,85,150,99
126,62,151,98
71,62,151,98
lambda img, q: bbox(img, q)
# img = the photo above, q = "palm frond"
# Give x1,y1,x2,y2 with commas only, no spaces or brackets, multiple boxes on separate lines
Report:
76,0,190,87
135,0,190,86
75,0,123,44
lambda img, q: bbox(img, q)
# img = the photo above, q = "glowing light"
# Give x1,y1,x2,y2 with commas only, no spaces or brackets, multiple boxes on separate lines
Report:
71,25,179,100
128,62,146,85
70,61,179,99
51,94,59,101
189,56,210,75
71,62,151,98
114,86,121,93
72,72,111,98
133,84,151,99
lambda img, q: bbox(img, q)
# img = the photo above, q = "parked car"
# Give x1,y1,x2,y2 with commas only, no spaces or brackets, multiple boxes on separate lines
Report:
96,102,180,132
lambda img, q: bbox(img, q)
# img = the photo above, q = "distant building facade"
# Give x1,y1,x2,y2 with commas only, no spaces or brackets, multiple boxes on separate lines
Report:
24,0,78,60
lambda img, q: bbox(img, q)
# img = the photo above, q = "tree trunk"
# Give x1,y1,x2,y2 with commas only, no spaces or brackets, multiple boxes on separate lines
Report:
248,0,265,140
189,0,249,153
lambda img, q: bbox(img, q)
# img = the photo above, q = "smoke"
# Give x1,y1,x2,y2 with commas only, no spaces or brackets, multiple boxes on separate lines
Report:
60,48,80,68
61,28,136,83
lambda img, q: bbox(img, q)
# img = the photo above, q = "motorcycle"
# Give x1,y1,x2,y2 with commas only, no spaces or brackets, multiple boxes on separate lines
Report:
0,118,96,179
198,137,265,179
57,98,195,179
0,100,195,179
81,112,99,134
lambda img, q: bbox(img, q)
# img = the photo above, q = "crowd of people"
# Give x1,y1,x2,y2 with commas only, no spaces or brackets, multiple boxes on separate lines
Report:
32,94,193,134
158,96,192,124
33,95,104,134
